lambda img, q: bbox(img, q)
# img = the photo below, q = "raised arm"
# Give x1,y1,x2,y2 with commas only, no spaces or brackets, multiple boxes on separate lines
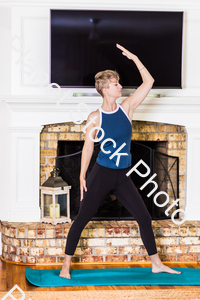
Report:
116,44,155,120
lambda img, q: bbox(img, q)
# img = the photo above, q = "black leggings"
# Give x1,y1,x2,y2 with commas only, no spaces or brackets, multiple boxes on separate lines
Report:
65,162,157,256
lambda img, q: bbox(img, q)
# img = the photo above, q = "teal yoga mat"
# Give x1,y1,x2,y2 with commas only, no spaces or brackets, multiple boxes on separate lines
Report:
25,267,200,286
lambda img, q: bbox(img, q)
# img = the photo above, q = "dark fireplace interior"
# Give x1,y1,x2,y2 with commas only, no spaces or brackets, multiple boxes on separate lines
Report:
56,141,179,221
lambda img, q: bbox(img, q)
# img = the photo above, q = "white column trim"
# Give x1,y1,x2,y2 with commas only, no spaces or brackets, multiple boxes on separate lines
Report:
8,125,42,222
184,125,200,220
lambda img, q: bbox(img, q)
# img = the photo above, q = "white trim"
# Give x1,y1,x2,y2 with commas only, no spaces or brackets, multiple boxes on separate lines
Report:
9,207,40,222
100,103,119,114
3,96,200,114
1,0,200,9
119,104,132,125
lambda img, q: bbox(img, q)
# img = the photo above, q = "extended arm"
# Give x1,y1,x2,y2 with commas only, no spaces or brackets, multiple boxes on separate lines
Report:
117,44,155,120
79,112,98,200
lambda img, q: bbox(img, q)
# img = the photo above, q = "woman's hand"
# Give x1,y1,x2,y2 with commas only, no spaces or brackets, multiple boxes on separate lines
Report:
80,176,87,201
116,43,137,60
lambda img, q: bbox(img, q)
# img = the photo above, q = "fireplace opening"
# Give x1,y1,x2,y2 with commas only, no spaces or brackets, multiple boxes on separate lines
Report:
56,140,179,221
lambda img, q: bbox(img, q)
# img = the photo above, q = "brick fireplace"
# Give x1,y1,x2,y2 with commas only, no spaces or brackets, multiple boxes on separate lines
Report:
40,120,186,216
1,96,200,264
2,113,195,264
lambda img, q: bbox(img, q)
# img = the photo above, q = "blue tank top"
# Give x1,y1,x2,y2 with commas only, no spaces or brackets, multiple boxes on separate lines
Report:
96,103,132,169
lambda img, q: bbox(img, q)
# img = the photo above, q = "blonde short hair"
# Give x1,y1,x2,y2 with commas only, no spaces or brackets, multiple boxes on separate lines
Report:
95,70,120,97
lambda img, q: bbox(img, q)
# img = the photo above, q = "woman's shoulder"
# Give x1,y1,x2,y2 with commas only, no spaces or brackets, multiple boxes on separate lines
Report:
119,100,129,113
86,108,100,125
88,108,100,119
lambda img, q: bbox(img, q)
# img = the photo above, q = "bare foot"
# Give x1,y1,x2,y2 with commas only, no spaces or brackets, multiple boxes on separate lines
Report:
152,263,181,274
59,254,72,279
59,269,71,279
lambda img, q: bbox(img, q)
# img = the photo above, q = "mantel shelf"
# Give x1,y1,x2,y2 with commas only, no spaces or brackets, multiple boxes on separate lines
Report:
1,96,200,114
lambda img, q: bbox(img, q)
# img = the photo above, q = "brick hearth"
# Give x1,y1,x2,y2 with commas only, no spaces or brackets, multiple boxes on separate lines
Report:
1,219,200,264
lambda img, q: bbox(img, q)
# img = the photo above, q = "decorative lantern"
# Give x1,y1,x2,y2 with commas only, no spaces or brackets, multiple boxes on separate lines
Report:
40,167,71,225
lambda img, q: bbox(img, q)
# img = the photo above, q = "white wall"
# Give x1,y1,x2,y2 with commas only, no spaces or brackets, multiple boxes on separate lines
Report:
0,1,199,98
0,101,11,221
0,7,11,95
0,7,12,221
6,1,200,97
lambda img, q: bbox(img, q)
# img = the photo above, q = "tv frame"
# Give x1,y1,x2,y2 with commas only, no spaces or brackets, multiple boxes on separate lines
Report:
50,9,184,90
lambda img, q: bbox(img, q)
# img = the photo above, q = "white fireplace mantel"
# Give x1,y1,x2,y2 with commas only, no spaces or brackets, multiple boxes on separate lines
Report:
1,95,200,222
3,95,200,125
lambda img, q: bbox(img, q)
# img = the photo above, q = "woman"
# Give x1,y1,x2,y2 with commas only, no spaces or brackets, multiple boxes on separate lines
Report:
60,44,181,279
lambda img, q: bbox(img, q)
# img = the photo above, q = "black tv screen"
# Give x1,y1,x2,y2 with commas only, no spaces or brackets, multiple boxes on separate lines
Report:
50,9,183,89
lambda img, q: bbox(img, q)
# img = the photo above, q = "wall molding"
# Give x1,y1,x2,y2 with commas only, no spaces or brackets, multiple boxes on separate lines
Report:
9,125,42,132
9,127,41,222
21,16,49,87
2,96,200,113
1,1,200,10
185,125,200,133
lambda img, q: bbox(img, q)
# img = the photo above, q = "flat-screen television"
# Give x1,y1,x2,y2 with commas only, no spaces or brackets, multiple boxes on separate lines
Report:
50,9,183,89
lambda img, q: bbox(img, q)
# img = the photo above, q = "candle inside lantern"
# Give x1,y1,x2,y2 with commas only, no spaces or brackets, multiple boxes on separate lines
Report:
50,203,60,218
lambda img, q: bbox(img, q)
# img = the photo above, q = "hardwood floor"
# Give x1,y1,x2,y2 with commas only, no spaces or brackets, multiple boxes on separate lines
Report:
0,260,200,292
